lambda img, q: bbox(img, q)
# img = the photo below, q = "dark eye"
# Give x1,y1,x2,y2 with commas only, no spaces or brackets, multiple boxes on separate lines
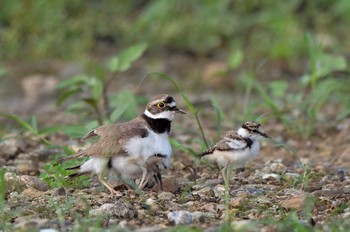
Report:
157,102,166,109
155,154,166,158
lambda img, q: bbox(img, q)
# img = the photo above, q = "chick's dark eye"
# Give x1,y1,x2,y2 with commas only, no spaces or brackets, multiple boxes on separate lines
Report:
157,102,166,109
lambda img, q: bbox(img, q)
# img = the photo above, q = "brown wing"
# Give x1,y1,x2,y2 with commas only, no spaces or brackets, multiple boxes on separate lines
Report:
199,131,246,158
221,130,240,139
199,139,230,158
58,117,148,163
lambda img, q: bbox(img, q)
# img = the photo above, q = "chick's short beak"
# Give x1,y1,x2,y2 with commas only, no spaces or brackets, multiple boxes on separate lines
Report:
260,131,270,139
173,107,187,114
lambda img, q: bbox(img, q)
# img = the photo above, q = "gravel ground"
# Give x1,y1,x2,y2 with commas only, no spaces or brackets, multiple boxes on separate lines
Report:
2,114,350,231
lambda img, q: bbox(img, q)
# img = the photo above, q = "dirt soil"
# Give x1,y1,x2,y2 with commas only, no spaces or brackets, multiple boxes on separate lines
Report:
1,58,350,231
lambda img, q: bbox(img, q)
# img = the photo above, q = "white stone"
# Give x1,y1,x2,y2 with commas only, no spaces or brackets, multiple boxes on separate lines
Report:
167,210,192,225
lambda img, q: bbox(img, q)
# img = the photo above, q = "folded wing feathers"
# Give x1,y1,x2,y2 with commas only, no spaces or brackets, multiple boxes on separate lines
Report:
199,146,216,158
56,150,87,164
81,129,98,141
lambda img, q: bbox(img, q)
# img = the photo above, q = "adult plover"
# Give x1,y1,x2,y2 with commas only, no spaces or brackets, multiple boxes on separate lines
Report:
200,121,269,185
58,94,186,193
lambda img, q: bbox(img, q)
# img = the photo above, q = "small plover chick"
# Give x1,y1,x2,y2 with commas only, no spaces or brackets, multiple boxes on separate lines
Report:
200,121,269,185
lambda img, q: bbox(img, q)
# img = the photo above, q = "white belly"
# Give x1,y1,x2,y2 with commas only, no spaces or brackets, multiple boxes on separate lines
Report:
123,128,172,165
206,141,261,169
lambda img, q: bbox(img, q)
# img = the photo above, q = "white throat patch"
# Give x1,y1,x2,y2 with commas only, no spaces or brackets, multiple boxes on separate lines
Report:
237,127,263,140
144,109,175,121
237,127,249,137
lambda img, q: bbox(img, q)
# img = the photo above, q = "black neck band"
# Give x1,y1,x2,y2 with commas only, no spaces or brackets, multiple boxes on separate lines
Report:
142,114,171,134
244,137,253,148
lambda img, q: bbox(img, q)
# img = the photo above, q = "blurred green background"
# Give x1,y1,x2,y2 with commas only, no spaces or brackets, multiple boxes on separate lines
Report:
1,0,350,63
1,0,350,138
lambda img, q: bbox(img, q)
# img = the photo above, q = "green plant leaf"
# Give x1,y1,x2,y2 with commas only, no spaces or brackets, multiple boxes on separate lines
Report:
94,65,106,81
228,49,243,69
0,66,7,77
39,126,63,135
110,89,138,120
65,102,86,113
85,120,99,131
57,74,89,90
83,98,99,111
57,88,82,106
107,56,119,73
268,80,289,98
61,125,90,138
90,78,103,100
109,104,130,122
315,54,347,78
117,43,147,72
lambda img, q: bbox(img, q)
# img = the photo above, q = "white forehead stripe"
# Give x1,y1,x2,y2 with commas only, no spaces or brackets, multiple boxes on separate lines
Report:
151,99,162,105
167,102,176,107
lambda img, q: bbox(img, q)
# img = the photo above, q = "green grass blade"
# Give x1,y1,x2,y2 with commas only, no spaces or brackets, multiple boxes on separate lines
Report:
0,113,35,134
254,82,280,113
30,116,38,134
210,96,223,140
170,138,198,157
0,168,6,209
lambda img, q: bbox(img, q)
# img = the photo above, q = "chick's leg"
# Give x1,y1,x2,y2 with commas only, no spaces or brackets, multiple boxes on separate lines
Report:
138,167,148,190
99,166,118,194
140,172,153,190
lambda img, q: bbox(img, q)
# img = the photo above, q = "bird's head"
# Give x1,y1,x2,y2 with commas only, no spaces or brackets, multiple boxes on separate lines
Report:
144,94,186,121
238,121,270,140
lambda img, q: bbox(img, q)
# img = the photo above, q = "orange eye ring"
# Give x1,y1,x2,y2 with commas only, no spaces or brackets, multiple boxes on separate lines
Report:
157,101,166,109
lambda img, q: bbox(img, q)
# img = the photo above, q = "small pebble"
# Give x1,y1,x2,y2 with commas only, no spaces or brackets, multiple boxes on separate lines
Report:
52,186,66,196
167,210,192,225
40,229,58,232
192,187,214,198
213,185,225,198
262,173,281,180
157,192,175,201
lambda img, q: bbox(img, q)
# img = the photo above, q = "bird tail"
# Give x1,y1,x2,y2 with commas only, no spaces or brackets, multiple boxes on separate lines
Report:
65,164,81,171
198,147,214,158
67,171,90,179
64,164,91,179
56,150,86,164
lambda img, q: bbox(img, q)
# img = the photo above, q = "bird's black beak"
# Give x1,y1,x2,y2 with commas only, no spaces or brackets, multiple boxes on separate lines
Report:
173,107,187,114
259,131,270,139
